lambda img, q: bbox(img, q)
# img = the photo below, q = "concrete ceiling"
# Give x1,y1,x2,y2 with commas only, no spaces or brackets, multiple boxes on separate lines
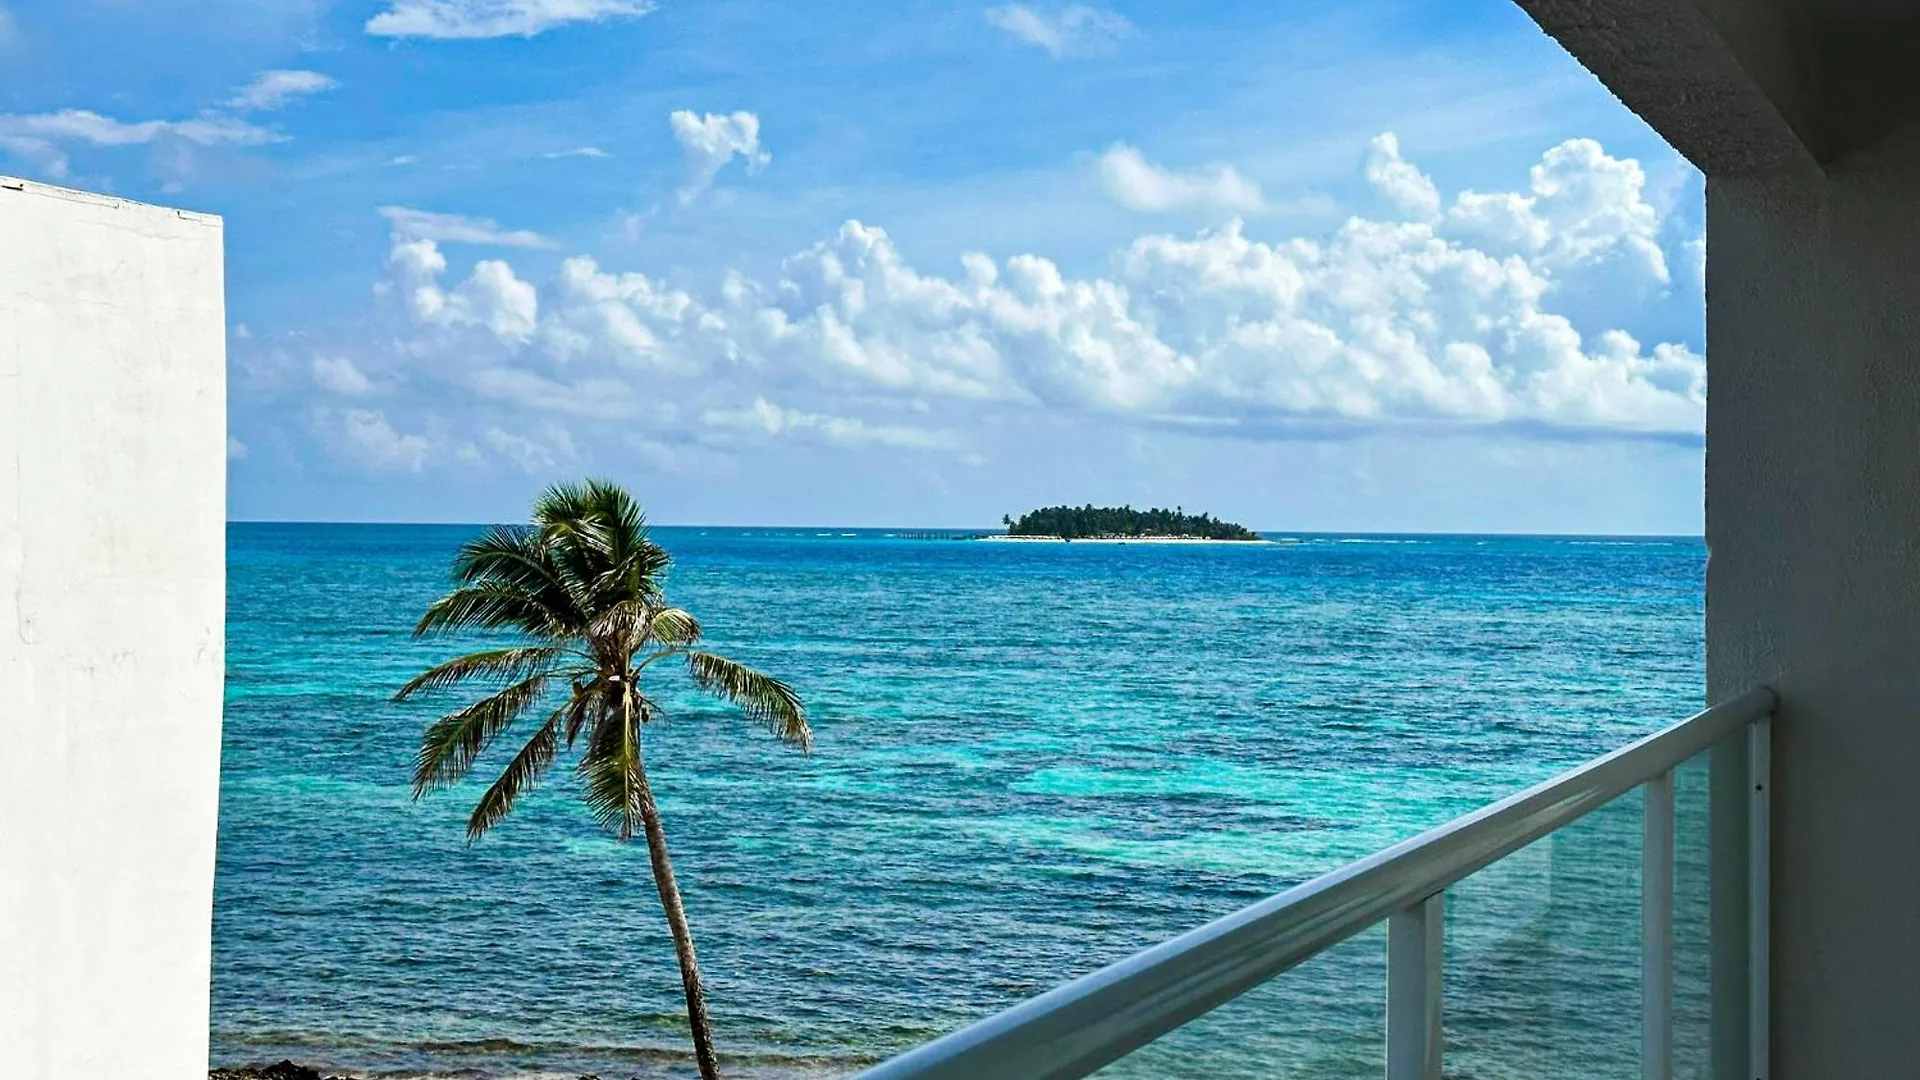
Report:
1513,0,1920,173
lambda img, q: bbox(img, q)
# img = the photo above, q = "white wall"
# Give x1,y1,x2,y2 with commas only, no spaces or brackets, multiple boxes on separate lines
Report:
1706,161,1920,1079
0,178,226,1079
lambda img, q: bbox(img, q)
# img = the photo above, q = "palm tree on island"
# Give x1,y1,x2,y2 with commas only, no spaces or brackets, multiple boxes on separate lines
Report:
395,479,808,1080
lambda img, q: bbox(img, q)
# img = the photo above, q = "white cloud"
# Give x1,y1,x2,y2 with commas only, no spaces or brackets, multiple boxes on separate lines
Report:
386,237,541,341
612,209,647,242
1442,138,1669,286
545,145,609,159
1365,133,1440,221
337,409,432,472
1097,143,1264,214
703,396,953,450
0,109,279,149
227,70,338,112
0,136,68,178
380,205,556,248
227,436,249,461
669,110,769,203
470,369,654,419
374,135,1702,446
312,354,375,395
484,424,577,472
365,0,654,39
985,4,1133,58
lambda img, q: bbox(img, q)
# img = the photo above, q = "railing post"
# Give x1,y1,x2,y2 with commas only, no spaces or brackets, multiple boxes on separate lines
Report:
1749,716,1770,1080
1386,891,1442,1080
1644,770,1674,1080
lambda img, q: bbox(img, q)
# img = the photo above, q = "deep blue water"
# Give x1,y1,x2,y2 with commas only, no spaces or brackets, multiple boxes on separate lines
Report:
212,526,1710,1079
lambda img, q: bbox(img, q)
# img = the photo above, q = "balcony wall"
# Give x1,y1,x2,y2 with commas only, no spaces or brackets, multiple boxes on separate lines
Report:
0,178,227,1079
1706,159,1920,1080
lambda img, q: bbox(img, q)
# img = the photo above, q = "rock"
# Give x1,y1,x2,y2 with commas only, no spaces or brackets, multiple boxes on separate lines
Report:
209,1061,326,1080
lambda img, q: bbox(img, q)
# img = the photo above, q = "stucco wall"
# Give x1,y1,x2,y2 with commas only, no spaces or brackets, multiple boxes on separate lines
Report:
0,178,227,1078
1705,163,1920,1077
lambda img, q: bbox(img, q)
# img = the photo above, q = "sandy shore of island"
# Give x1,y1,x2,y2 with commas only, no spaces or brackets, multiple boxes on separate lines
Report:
976,534,1271,545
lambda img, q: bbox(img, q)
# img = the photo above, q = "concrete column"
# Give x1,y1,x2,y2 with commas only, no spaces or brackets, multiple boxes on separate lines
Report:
0,179,227,1078
1705,161,1920,1078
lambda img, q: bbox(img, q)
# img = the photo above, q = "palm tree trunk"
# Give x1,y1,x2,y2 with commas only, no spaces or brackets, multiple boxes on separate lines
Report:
633,756,724,1080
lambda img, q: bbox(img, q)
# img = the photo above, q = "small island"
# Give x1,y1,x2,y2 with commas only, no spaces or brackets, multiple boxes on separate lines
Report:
989,504,1263,542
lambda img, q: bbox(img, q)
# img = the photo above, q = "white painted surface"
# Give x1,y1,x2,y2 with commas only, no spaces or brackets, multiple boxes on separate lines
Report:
1706,164,1920,1079
0,178,226,1079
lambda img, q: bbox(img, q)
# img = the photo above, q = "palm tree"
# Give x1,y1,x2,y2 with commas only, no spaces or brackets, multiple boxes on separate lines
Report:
395,479,808,1080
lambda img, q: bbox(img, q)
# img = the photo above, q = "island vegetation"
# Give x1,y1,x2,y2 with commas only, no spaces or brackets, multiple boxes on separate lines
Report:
1002,504,1261,540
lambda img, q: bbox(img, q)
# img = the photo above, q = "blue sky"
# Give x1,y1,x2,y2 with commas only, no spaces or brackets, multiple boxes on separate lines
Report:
0,0,1707,531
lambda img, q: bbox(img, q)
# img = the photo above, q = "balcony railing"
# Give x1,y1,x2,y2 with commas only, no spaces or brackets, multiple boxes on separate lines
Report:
853,686,1776,1080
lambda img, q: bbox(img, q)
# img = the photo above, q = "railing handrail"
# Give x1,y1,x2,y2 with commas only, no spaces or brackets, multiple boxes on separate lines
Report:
854,685,1778,1080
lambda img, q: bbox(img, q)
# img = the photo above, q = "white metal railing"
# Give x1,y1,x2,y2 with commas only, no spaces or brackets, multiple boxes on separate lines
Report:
853,686,1777,1080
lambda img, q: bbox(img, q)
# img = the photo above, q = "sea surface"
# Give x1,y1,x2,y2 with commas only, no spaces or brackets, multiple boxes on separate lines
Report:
214,526,1713,1080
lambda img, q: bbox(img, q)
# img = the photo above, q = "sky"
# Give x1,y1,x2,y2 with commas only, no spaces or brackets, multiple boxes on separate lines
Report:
0,0,1708,532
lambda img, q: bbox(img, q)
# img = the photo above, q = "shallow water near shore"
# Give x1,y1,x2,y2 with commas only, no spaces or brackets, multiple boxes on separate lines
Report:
215,525,1708,1079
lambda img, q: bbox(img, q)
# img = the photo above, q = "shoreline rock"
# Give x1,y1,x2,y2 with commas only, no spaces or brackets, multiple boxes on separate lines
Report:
210,1064,332,1080
209,1063,609,1080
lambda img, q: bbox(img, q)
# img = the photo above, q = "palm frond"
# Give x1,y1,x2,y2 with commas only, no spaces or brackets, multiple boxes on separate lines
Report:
443,524,588,632
412,673,550,797
578,692,646,840
586,599,653,653
393,646,573,702
466,711,561,842
685,650,811,751
650,607,702,646
413,582,575,639
535,479,670,612
563,679,601,749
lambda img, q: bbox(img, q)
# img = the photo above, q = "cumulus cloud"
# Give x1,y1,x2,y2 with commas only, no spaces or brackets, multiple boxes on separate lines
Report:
312,355,376,395
985,4,1133,58
1097,143,1264,214
484,424,577,472
703,397,954,450
1365,133,1440,220
380,205,556,248
669,110,769,203
227,70,338,112
370,135,1702,451
1442,138,1669,286
386,237,540,341
335,408,432,472
365,0,654,39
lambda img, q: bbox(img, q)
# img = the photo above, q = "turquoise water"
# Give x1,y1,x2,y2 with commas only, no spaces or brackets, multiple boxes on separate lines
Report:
213,526,1708,1079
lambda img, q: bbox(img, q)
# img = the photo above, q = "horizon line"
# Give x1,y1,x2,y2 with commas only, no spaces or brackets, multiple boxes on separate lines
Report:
225,519,1707,539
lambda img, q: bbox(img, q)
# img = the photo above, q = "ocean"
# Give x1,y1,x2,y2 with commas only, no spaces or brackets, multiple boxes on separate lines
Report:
213,525,1712,1079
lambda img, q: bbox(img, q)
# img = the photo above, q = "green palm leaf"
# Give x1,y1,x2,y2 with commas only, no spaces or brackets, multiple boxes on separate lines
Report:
412,673,551,796
466,711,561,841
393,645,573,701
650,607,701,646
685,650,811,750
579,695,646,840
